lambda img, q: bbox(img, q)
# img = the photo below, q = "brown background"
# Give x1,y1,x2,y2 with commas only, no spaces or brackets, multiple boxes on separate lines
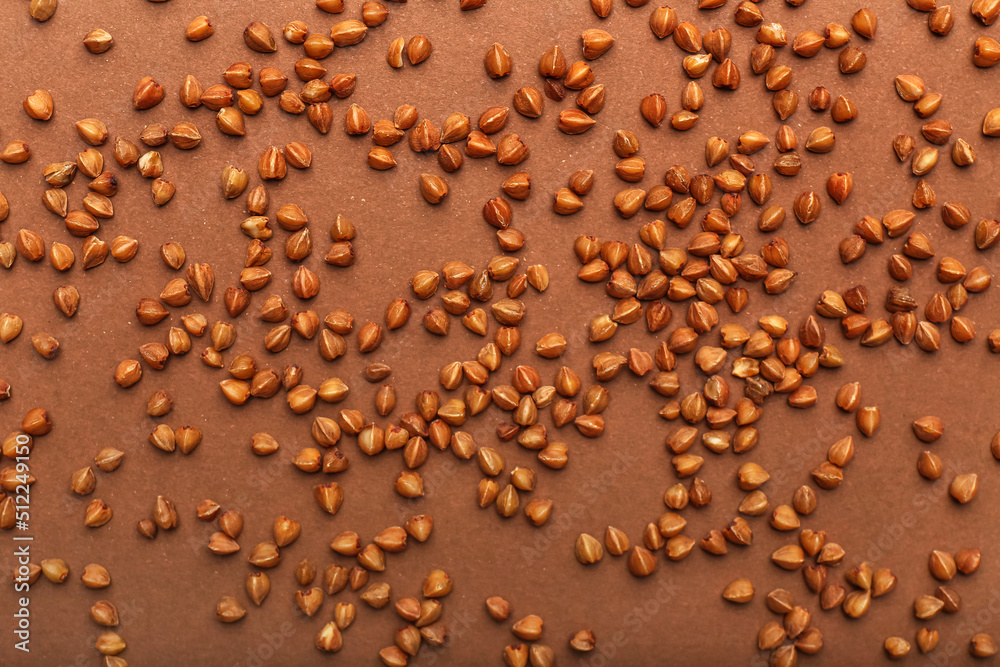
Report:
2,0,1000,665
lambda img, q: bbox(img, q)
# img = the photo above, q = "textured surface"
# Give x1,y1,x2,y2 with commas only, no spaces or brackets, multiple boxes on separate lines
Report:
1,0,1000,665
